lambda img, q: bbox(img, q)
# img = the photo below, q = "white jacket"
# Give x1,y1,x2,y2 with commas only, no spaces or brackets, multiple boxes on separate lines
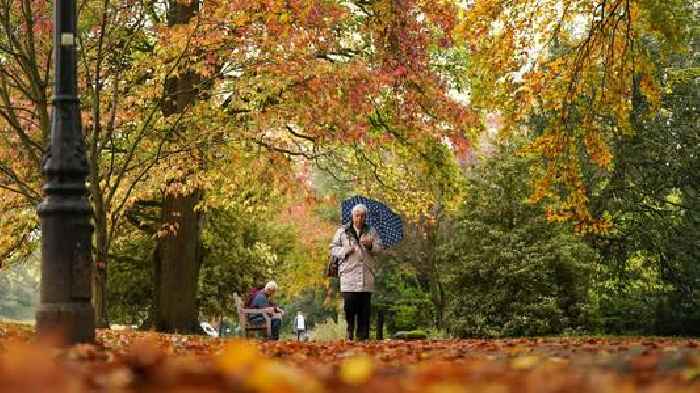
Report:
330,224,383,292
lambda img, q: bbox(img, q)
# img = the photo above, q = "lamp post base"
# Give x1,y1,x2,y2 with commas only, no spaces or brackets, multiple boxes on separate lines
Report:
36,302,95,344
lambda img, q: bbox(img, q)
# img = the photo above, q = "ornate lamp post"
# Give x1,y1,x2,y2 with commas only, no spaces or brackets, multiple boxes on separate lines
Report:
35,0,94,343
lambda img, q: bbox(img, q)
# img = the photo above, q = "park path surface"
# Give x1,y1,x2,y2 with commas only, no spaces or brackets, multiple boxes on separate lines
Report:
1,323,699,392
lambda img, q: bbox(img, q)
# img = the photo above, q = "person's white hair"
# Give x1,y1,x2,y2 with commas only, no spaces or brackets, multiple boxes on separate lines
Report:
264,280,278,292
351,203,368,215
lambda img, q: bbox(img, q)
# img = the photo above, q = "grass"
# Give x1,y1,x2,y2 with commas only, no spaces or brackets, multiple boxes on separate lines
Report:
309,317,347,341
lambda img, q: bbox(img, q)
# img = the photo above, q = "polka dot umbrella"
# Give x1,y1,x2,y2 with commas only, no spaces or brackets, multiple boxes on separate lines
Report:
341,195,404,247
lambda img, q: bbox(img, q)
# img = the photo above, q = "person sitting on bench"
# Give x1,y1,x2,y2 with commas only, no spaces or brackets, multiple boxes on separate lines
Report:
249,280,284,340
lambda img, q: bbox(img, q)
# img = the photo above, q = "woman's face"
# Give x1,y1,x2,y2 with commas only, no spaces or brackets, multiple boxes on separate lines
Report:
352,211,366,228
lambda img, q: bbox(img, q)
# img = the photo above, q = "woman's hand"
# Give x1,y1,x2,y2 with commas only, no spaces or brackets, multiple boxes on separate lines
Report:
360,234,373,248
343,245,356,256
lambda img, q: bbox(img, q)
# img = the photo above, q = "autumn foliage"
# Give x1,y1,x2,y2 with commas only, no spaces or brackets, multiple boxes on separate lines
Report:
0,0,697,373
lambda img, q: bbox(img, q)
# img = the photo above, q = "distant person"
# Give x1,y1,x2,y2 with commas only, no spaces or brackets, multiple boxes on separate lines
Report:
250,280,284,340
294,311,305,341
330,203,383,340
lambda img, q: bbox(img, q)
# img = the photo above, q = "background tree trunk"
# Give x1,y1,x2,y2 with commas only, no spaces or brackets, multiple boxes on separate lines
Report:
89,152,110,328
154,189,203,333
150,0,204,333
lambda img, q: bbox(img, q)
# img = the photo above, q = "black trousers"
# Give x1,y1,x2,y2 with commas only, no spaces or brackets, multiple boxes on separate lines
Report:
270,318,281,340
343,292,371,340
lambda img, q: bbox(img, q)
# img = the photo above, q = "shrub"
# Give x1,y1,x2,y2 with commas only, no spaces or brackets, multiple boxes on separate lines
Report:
441,142,596,337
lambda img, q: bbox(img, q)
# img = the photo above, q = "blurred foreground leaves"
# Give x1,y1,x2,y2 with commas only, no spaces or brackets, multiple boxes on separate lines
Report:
1,323,700,392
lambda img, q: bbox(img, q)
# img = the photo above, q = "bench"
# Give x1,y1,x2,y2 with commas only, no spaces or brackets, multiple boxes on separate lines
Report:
236,298,271,338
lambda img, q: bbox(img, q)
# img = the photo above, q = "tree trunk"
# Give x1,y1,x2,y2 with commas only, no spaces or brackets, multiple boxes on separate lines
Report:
425,218,446,331
431,279,446,330
154,189,202,333
88,102,110,328
92,268,108,328
91,194,110,328
149,0,203,334
92,262,109,328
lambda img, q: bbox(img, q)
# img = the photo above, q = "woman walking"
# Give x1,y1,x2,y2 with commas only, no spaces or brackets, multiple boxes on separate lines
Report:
330,204,383,340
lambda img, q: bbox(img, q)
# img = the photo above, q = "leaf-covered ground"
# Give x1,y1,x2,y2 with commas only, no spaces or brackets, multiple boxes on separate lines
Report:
1,323,700,392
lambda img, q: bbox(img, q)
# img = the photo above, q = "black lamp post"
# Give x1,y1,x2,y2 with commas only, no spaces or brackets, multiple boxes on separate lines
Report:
35,0,94,343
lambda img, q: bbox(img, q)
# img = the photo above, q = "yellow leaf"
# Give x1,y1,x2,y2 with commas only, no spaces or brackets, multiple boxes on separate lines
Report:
247,361,322,393
426,382,468,393
279,12,290,24
215,340,261,374
511,355,540,370
339,355,373,385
